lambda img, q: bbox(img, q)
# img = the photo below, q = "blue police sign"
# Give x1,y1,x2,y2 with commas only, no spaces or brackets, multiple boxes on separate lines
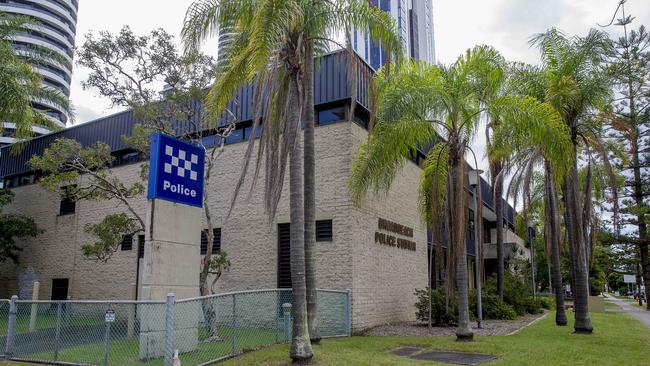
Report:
147,133,205,207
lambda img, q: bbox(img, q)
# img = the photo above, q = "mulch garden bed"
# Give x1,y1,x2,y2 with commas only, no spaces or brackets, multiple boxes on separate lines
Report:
362,311,547,337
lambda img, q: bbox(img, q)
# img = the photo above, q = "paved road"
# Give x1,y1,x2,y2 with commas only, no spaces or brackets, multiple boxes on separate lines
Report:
604,294,650,329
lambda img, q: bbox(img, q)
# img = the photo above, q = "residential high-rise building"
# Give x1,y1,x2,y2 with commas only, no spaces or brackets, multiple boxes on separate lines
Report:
352,0,435,70
0,0,79,145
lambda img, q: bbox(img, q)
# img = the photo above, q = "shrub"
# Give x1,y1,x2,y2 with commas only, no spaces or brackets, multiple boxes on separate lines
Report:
414,288,458,325
538,296,554,310
478,292,518,320
415,288,518,324
524,298,544,314
484,272,541,315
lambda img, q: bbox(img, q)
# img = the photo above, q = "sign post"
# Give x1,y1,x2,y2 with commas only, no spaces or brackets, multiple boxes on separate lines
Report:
139,133,204,360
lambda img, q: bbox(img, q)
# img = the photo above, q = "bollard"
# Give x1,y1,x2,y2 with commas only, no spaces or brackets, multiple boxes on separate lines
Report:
54,303,62,361
5,295,17,357
103,305,112,366
29,281,39,332
127,283,136,338
231,293,237,355
164,293,175,366
345,289,351,336
65,296,72,326
281,303,292,343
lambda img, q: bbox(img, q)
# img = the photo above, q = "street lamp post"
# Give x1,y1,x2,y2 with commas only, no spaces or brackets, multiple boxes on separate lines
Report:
468,169,483,329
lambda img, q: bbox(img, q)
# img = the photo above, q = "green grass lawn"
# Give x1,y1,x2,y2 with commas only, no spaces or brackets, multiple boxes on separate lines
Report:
220,311,649,366
0,313,102,336
22,325,280,366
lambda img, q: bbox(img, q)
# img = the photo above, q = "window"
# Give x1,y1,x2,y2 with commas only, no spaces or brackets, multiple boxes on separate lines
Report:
225,128,243,144
200,228,222,255
467,209,475,241
317,107,346,125
59,185,76,215
316,220,333,241
483,219,492,244
120,234,133,251
244,125,262,140
277,223,292,288
137,235,145,258
201,134,221,149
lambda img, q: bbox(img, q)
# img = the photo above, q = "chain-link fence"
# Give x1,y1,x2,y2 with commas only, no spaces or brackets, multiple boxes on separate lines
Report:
1,289,350,365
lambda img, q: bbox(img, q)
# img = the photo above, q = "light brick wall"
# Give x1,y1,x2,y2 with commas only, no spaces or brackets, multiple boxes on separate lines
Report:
0,121,429,332
349,123,428,331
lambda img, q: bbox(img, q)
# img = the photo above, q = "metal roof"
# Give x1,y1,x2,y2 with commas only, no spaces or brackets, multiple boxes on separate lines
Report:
0,50,372,178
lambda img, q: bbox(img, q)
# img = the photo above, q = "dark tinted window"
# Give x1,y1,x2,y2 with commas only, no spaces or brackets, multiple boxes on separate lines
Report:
318,107,346,125
59,186,76,215
316,220,333,241
121,234,133,251
225,128,243,144
200,228,222,255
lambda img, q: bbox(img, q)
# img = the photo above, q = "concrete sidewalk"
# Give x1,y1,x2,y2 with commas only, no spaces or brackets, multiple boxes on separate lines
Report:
604,294,650,328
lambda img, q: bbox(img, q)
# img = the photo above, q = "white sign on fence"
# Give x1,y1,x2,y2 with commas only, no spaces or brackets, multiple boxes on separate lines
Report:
623,274,636,283
105,309,116,322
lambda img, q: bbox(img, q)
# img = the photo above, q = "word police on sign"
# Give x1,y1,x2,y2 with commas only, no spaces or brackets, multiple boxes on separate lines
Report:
147,133,205,207
105,309,116,323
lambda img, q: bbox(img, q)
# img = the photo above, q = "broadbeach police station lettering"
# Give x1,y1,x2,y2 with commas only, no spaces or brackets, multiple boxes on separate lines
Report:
147,133,205,207
375,218,416,251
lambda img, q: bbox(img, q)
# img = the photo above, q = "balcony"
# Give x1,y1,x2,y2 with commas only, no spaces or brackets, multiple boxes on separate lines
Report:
482,228,530,260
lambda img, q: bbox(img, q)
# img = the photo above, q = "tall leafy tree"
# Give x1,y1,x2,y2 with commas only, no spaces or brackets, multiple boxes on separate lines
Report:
0,189,41,263
349,46,571,341
0,14,71,140
528,28,614,333
508,63,570,325
604,9,650,309
182,0,401,360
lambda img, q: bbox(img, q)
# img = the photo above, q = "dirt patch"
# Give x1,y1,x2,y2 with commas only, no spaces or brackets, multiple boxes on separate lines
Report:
364,311,547,337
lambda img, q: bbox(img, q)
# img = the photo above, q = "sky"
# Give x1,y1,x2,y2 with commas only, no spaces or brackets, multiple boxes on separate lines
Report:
68,0,650,173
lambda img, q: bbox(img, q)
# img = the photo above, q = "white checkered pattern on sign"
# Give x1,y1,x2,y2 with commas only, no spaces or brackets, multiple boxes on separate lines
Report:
163,144,199,181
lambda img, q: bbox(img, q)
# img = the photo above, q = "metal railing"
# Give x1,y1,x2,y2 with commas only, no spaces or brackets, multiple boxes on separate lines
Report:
1,288,350,365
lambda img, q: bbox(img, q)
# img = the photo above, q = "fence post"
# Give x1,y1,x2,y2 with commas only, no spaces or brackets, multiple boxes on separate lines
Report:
345,289,351,336
64,296,72,326
54,302,62,361
29,281,39,332
4,295,17,357
281,303,292,343
164,293,175,366
231,293,237,355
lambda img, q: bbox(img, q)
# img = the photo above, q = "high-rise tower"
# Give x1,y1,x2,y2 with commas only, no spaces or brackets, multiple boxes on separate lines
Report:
0,0,78,145
352,0,435,70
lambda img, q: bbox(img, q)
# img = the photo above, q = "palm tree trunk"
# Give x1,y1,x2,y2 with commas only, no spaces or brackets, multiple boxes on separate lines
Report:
302,40,320,343
450,143,472,341
287,72,313,361
563,159,593,333
492,162,505,301
544,160,567,325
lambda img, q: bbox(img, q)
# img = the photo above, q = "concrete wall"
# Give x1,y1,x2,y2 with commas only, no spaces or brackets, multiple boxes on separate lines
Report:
0,121,428,332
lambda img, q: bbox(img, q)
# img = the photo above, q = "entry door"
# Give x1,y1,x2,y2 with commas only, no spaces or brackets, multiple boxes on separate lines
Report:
51,278,69,300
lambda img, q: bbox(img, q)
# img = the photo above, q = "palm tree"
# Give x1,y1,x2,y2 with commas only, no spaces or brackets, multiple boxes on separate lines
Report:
0,14,71,140
506,62,569,325
349,46,571,341
182,0,401,360
528,29,613,333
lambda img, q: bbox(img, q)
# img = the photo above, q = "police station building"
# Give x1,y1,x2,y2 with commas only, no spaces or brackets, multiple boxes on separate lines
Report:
0,51,528,332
